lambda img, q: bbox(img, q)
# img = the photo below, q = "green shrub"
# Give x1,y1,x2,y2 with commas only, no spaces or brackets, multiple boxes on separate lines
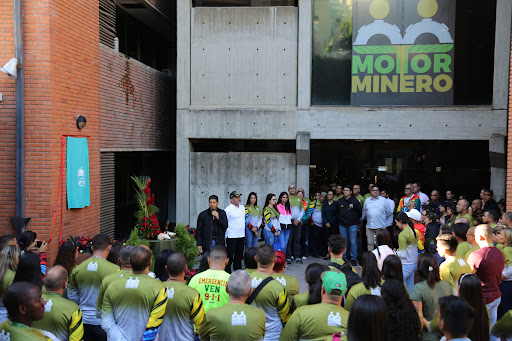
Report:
175,223,198,270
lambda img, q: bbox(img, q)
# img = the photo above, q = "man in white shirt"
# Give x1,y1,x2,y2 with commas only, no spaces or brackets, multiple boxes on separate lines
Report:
361,185,391,251
413,182,429,207
380,188,397,248
224,191,246,273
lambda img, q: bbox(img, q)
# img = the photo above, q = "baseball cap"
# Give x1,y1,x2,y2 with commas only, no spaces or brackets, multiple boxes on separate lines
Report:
406,208,421,222
321,271,347,295
229,191,242,199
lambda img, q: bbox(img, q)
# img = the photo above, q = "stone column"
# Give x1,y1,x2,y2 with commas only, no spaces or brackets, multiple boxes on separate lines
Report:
176,110,191,225
490,134,506,201
297,0,312,109
296,132,310,197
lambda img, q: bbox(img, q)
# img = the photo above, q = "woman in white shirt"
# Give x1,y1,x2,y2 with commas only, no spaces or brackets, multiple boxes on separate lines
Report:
372,229,396,271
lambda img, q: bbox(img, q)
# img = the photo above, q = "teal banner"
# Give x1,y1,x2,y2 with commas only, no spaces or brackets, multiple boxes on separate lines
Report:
66,137,90,209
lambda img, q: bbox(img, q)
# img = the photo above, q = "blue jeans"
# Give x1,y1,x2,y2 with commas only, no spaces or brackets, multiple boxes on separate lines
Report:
263,228,275,245
402,262,417,294
488,296,502,341
339,224,358,261
245,227,259,250
280,228,291,257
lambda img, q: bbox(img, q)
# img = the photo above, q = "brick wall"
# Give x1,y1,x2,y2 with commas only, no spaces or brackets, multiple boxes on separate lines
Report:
0,0,101,263
0,2,16,230
99,45,173,150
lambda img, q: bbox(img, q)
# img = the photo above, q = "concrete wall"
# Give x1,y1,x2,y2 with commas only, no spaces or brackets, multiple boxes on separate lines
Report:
190,7,298,106
189,152,296,226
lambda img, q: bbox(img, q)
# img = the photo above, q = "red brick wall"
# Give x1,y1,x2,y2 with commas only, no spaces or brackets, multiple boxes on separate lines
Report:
0,0,101,263
99,45,173,150
0,2,16,231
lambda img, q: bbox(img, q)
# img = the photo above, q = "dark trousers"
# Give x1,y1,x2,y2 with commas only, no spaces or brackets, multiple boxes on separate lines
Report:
300,221,310,257
286,223,301,259
84,324,107,341
311,224,328,257
226,237,245,273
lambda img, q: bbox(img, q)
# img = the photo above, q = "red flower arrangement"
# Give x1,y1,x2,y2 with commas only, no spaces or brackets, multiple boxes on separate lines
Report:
132,176,161,240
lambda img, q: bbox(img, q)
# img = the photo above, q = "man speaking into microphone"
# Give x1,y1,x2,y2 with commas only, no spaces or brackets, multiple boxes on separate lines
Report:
196,195,228,254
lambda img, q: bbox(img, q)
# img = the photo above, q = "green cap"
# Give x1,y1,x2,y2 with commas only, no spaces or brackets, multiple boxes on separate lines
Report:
322,271,347,295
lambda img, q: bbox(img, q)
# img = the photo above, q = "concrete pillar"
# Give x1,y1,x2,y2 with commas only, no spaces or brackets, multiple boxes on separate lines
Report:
176,110,191,225
296,132,310,197
177,0,191,109
297,0,312,109
490,134,506,201
492,0,512,109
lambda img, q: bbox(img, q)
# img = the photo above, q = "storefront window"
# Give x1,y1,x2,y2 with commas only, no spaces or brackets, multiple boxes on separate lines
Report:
312,0,496,106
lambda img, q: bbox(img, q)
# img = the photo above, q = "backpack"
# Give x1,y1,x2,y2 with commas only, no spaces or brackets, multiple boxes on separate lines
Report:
328,262,362,293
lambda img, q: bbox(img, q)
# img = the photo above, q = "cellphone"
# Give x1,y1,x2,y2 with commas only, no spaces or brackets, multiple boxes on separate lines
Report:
36,241,43,248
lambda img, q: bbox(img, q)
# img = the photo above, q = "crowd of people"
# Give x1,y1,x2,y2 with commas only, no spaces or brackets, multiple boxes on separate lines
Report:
0,182,511,340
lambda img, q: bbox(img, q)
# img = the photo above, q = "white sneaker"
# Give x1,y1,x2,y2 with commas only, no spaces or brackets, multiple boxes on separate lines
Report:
291,256,294,260
302,256,307,260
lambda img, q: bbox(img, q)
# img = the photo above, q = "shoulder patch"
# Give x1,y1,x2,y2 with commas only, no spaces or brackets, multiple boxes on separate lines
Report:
231,311,247,326
327,311,342,327
87,262,98,272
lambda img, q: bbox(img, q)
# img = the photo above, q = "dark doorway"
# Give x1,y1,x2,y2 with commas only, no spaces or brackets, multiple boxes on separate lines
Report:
310,140,490,200
114,151,171,240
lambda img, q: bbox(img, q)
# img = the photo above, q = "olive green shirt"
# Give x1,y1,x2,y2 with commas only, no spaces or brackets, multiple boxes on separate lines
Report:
464,244,480,261
455,241,471,260
280,303,349,341
272,273,299,302
410,280,452,341
439,256,471,292
292,292,308,311
198,303,266,341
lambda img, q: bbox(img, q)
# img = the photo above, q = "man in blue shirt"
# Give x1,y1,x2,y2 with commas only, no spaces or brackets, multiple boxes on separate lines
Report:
361,185,391,251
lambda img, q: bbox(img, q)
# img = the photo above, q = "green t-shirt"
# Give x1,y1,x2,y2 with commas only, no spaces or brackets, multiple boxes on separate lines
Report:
292,292,308,310
333,195,342,202
250,272,291,340
344,281,382,311
355,195,365,207
188,269,230,312
0,320,51,341
410,280,452,341
280,303,349,341
68,257,120,325
245,268,257,274
160,281,205,341
492,309,512,337
272,273,299,301
0,269,15,321
32,292,84,341
455,213,474,226
456,241,472,260
97,268,132,313
102,274,167,341
464,244,480,261
502,246,512,266
199,303,266,341
439,256,471,291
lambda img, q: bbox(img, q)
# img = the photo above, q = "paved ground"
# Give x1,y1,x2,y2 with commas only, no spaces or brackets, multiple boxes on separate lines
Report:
283,257,361,293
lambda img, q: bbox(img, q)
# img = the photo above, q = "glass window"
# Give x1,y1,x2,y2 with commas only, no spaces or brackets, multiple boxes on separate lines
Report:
312,0,496,106
192,0,297,7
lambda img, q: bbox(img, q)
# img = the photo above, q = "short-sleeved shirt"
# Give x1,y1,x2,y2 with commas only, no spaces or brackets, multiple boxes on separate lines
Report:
271,273,299,302
101,274,167,341
250,273,291,340
467,246,505,304
0,320,51,340
410,280,452,341
279,303,349,341
32,292,84,341
198,303,266,341
439,256,471,291
188,269,230,312
225,203,246,238
344,281,382,311
159,281,205,341
456,241,472,260
67,257,120,325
